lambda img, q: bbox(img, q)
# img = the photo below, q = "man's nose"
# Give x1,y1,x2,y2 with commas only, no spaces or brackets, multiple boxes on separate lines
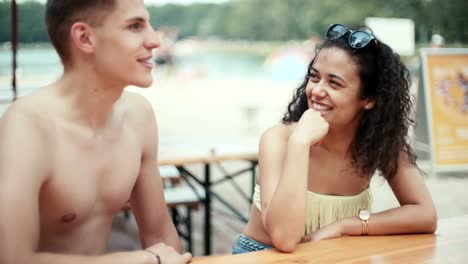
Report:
145,29,160,49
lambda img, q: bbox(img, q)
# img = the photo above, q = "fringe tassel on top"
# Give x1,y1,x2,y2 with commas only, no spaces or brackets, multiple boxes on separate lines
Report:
304,189,372,235
252,184,372,235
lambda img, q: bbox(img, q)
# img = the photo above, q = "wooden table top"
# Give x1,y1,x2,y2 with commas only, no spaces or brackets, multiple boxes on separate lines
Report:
191,215,468,263
158,142,258,166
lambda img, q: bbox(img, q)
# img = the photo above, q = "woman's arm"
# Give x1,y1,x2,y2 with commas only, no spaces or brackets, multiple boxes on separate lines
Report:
260,110,329,252
258,126,310,252
354,151,436,235
305,151,437,241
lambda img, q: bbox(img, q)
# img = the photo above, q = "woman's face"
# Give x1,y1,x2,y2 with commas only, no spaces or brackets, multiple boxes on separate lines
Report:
305,47,373,130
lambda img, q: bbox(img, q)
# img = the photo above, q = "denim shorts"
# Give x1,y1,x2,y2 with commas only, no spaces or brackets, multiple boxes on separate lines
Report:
231,234,272,254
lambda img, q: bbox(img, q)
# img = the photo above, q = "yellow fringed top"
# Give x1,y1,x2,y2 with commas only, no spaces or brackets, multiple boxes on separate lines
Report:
253,184,372,235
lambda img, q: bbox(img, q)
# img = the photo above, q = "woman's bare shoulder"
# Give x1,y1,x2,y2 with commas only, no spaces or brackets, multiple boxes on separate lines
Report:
261,123,294,142
259,123,295,153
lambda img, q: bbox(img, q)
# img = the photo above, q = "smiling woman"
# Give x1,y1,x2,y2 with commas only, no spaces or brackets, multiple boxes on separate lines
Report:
232,23,437,254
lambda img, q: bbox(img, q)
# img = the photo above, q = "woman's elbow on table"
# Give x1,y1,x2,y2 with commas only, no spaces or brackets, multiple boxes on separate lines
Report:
270,231,299,253
272,240,297,253
424,207,438,233
414,204,438,234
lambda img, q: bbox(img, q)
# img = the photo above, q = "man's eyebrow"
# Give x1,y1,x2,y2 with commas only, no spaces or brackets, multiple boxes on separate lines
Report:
126,17,146,23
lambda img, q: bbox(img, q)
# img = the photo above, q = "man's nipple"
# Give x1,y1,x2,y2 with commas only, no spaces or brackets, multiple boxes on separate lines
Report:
61,213,77,223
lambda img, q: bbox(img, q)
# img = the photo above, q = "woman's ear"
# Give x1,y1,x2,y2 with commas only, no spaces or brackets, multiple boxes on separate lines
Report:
363,99,375,110
70,22,95,55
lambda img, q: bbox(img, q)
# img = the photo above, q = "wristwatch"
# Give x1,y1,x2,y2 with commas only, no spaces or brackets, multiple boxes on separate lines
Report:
358,209,371,235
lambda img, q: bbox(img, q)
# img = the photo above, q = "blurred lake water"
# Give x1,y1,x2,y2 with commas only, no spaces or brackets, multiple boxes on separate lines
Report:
0,41,309,95
0,41,308,143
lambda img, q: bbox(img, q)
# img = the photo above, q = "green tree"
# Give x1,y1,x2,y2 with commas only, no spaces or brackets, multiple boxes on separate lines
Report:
0,0,467,44
17,1,47,43
0,1,12,43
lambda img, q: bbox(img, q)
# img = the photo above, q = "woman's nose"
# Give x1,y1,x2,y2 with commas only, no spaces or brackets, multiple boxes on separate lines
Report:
310,82,327,98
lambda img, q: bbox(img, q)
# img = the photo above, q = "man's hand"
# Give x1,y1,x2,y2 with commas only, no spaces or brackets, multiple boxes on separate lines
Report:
145,243,192,264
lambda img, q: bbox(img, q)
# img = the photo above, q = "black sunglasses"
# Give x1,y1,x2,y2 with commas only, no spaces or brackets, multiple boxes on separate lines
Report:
326,24,376,49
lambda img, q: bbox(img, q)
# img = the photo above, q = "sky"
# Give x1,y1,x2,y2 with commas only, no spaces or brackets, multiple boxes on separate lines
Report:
16,0,231,5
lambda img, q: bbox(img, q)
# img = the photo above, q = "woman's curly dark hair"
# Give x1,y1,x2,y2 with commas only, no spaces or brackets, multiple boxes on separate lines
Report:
282,25,418,180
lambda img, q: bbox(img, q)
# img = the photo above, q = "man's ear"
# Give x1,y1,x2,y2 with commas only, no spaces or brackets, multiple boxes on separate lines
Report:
70,22,95,54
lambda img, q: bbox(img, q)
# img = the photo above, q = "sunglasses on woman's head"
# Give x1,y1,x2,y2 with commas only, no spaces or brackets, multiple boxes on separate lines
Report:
326,24,376,49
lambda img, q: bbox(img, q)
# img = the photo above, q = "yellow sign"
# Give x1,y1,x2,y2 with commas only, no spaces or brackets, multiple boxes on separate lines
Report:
421,49,468,168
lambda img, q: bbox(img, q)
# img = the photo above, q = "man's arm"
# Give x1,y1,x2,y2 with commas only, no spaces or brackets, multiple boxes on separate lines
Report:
0,105,166,264
128,94,183,252
0,105,50,263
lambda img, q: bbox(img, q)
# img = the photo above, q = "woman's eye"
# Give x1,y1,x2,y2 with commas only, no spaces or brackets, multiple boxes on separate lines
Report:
330,80,342,88
308,73,319,82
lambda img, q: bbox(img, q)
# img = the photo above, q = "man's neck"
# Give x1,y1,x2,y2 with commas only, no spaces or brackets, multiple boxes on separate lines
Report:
54,66,126,130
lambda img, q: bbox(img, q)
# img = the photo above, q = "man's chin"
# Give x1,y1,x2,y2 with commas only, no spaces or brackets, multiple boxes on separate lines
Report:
131,79,154,88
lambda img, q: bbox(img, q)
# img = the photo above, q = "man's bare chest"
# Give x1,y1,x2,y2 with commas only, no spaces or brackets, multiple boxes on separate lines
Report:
39,125,143,228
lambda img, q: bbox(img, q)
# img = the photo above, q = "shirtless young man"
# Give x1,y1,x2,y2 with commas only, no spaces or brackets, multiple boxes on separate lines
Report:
0,1,191,263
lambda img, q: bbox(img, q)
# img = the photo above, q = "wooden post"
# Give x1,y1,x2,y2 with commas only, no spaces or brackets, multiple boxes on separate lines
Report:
12,0,18,101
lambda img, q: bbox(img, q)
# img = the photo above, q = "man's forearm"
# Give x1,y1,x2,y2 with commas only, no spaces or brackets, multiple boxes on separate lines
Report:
142,230,183,253
141,219,183,253
164,224,184,253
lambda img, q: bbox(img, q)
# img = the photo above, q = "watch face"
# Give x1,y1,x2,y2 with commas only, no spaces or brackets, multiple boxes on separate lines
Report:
359,210,370,220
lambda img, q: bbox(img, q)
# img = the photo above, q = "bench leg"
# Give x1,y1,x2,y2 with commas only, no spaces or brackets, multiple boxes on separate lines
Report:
187,207,193,254
124,210,130,220
170,207,179,228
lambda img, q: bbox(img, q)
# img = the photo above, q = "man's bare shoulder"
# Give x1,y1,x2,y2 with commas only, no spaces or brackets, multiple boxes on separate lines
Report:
0,89,53,184
2,86,57,120
118,92,158,160
120,91,156,124
118,91,158,152
1,95,45,129
0,87,56,146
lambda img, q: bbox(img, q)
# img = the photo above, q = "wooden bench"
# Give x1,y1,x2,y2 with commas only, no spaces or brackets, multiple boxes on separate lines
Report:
165,185,205,208
121,165,204,254
122,165,181,217
165,185,205,254
159,165,182,185
161,165,205,254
